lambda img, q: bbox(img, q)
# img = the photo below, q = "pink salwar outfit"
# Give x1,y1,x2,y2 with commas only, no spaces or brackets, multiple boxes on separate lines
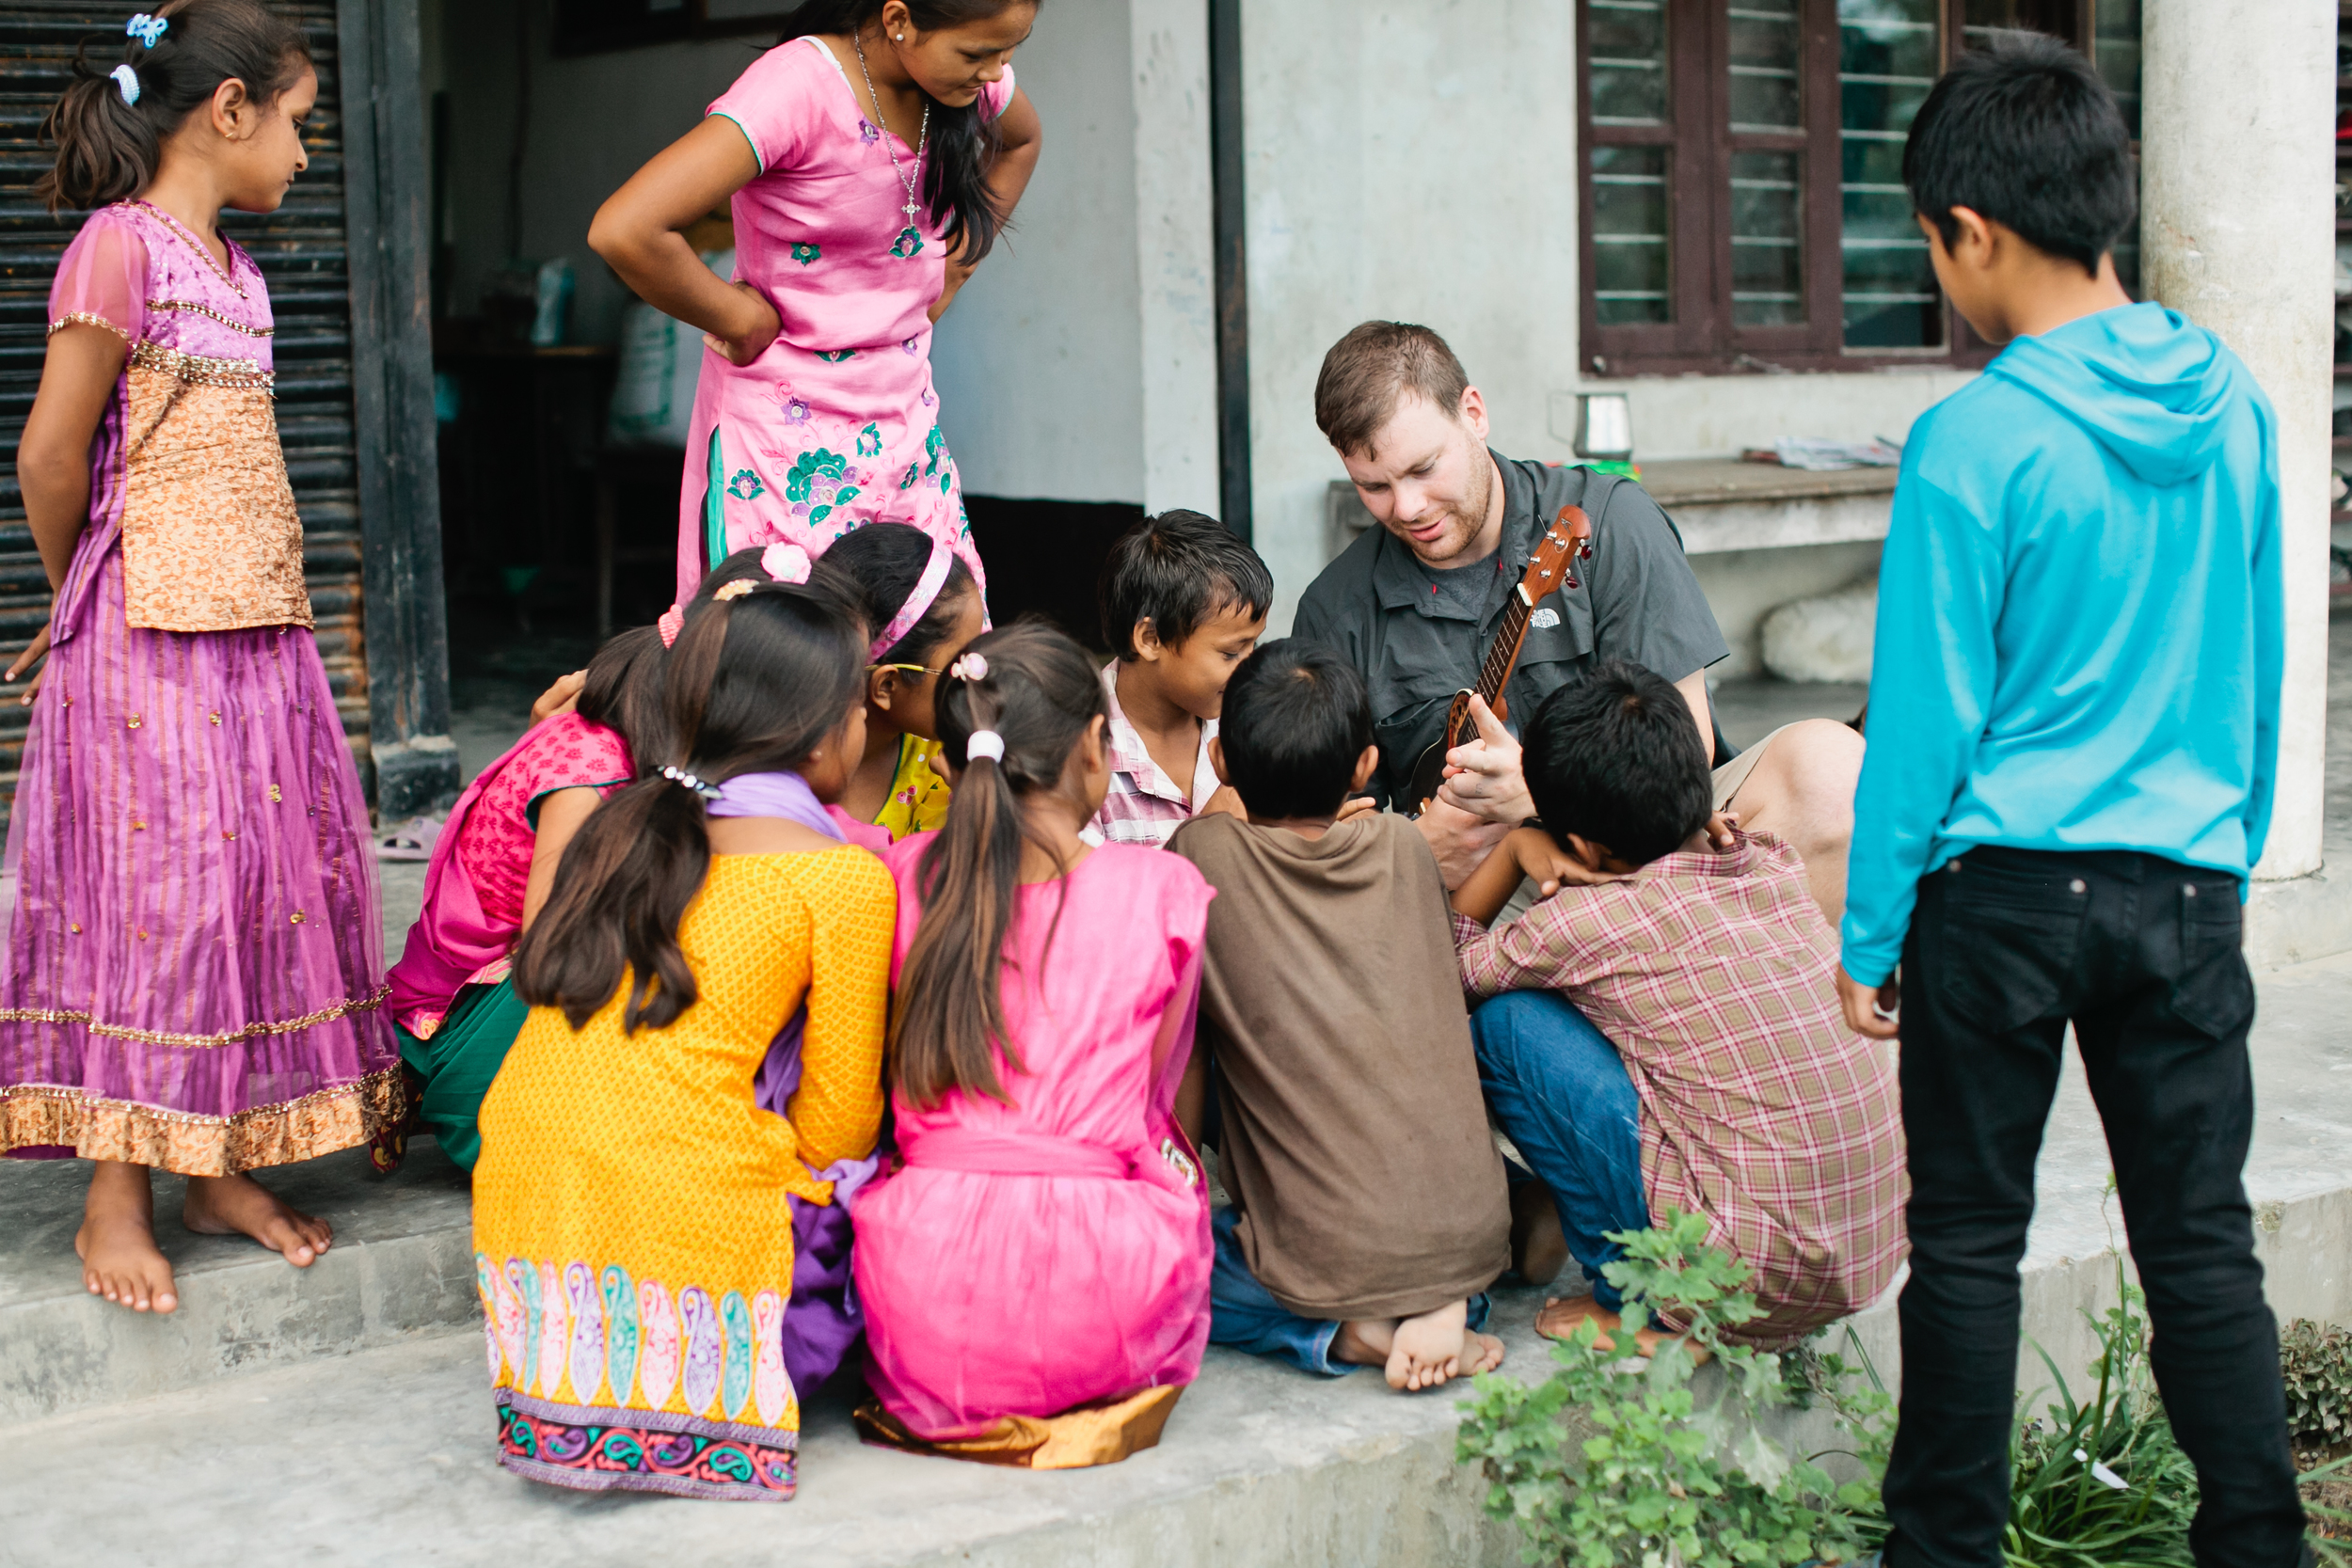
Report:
0,203,397,1172
677,38,1013,604
852,838,1215,1466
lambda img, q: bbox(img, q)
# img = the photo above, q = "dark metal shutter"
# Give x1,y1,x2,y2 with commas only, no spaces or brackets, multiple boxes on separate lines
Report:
0,0,370,836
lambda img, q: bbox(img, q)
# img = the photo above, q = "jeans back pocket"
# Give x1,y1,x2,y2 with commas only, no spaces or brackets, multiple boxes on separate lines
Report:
2170,879,2253,1039
1926,856,2090,1036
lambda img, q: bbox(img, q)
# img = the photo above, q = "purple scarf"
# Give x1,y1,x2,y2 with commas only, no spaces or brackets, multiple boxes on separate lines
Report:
710,770,879,1394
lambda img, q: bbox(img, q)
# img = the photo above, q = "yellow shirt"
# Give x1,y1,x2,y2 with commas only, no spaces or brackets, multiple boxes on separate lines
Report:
868,733,952,841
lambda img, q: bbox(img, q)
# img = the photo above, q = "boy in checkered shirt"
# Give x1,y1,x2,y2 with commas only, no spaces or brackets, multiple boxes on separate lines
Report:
1450,659,1905,1349
1084,512,1270,847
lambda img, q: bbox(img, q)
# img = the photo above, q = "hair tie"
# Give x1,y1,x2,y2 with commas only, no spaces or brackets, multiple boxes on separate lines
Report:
109,63,139,104
760,542,811,584
660,765,723,800
964,730,1005,765
124,12,167,45
868,538,956,663
948,651,987,683
656,604,685,648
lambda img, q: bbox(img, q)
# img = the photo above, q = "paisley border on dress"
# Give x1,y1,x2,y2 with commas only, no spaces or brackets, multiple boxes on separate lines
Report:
0,1065,405,1176
127,339,273,390
0,982,388,1048
496,1390,798,1502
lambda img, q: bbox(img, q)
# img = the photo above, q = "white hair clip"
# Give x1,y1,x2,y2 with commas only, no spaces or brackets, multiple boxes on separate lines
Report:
125,12,167,46
110,63,139,105
948,651,988,682
660,765,723,800
964,730,1006,764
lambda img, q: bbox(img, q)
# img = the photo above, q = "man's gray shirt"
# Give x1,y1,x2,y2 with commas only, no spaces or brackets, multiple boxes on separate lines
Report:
1292,451,1730,808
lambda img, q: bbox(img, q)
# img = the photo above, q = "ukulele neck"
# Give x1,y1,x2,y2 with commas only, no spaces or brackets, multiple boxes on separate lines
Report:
1457,587,1535,738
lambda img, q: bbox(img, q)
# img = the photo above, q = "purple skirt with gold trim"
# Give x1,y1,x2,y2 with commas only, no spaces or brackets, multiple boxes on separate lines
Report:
0,539,399,1174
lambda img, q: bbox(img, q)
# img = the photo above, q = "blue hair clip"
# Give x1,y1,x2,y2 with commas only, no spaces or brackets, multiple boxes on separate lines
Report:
125,12,167,46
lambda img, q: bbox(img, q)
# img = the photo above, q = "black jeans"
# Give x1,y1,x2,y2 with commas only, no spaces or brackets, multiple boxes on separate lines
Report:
1882,847,2306,1568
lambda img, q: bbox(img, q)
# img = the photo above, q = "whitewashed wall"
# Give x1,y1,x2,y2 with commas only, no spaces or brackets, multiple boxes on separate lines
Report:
1235,0,1974,633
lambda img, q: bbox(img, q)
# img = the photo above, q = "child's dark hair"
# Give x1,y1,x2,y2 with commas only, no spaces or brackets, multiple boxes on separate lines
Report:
574,625,669,767
38,0,313,213
893,621,1105,1109
1524,660,1711,868
1902,31,2134,277
774,0,1029,262
1098,510,1273,661
817,522,977,666
1215,640,1371,821
515,583,866,1033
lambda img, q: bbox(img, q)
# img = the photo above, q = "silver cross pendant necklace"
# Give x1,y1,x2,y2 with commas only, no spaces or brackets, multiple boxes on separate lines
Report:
853,29,929,245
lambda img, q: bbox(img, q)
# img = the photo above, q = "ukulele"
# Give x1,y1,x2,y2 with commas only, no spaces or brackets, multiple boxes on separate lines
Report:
1405,505,1594,816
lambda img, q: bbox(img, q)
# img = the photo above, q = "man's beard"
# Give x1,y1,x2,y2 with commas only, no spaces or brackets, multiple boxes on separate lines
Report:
1410,450,1495,564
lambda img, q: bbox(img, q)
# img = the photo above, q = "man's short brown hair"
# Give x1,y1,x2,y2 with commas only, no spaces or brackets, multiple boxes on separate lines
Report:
1313,321,1471,459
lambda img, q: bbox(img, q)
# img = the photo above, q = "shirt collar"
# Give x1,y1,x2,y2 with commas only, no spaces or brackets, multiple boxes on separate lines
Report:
1370,447,1540,616
1098,660,1216,805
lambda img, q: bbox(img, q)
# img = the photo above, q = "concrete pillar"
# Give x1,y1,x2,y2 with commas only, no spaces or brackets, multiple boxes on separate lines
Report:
2139,0,2336,881
1131,0,1221,516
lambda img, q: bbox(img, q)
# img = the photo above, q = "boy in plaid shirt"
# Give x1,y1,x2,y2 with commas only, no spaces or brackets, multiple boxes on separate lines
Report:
1451,660,1904,1347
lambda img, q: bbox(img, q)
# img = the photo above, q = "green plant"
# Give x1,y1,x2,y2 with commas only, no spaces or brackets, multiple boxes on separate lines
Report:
1455,1210,1892,1568
2282,1320,2352,1449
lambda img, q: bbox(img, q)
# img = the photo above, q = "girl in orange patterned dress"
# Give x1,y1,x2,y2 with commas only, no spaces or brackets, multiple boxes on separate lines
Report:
0,0,397,1317
474,579,893,1500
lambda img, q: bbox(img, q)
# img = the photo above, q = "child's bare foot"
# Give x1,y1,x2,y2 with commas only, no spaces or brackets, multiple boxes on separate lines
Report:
1509,1182,1569,1286
75,1160,179,1313
1534,1293,1709,1365
1333,1316,1399,1370
181,1173,333,1266
1385,1299,1497,1390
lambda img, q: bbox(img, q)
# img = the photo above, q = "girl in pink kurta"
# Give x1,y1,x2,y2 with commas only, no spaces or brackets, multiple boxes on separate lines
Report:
585,3,1043,607
851,624,1215,1467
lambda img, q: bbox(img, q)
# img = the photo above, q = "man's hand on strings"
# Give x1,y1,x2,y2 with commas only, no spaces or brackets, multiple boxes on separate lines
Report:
1436,694,1535,826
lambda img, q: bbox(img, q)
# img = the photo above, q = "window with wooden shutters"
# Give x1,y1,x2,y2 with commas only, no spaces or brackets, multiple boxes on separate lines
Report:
1578,0,2140,375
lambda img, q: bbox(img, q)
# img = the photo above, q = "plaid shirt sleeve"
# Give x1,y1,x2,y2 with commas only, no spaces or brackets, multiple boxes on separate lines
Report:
1452,896,1615,999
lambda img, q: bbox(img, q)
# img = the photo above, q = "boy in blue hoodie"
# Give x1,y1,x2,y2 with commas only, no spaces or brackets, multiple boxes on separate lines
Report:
1836,36,2301,1568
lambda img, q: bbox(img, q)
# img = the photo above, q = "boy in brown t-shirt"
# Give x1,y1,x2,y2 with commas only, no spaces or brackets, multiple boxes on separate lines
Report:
1168,641,1511,1391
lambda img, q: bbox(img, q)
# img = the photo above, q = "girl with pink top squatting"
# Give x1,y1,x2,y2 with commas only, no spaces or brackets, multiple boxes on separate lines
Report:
853,624,1215,1467
0,0,396,1315
586,0,1043,604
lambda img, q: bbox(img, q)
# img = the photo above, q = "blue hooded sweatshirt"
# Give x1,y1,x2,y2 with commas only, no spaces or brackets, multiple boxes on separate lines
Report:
1840,302,2283,986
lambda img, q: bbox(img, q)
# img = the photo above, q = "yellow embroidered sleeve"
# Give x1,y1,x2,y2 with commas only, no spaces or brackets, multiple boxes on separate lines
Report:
787,850,895,1170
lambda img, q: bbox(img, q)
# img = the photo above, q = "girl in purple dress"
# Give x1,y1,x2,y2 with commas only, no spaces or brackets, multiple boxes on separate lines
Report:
0,0,398,1315
587,0,1043,604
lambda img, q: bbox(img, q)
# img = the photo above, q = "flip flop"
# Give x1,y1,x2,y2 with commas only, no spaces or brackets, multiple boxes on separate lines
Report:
375,815,443,863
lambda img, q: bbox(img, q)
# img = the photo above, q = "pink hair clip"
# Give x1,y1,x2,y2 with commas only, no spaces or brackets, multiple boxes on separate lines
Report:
760,543,812,584
948,651,988,682
657,604,685,649
713,579,755,603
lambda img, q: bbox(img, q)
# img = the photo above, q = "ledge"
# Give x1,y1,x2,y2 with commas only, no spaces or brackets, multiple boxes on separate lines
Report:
1637,457,1899,507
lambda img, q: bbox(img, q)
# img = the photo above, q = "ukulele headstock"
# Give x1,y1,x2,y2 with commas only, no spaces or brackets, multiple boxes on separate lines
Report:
1527,504,1595,593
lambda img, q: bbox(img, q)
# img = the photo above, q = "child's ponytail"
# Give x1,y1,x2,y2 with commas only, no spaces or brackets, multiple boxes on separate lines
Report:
514,582,866,1033
38,0,313,213
891,623,1106,1108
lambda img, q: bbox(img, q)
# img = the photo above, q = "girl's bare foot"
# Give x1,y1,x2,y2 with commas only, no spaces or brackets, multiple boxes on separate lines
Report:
74,1160,179,1313
181,1172,333,1266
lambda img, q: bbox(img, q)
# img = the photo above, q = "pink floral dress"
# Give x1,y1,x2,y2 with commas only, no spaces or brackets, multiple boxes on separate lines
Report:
678,38,1014,605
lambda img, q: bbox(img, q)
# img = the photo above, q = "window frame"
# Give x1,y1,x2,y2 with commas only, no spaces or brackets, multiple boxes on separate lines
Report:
1575,0,2109,376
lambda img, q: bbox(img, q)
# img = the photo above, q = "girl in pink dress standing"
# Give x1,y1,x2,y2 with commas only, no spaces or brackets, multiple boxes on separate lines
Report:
588,0,1044,605
1,0,397,1314
852,624,1215,1468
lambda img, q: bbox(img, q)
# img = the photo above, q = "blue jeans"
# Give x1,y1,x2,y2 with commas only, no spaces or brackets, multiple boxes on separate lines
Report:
1208,1206,1491,1376
1469,990,1647,1309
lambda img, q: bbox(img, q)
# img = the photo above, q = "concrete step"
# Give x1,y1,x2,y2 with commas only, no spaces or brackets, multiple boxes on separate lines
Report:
0,1141,476,1422
4,955,2347,1565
